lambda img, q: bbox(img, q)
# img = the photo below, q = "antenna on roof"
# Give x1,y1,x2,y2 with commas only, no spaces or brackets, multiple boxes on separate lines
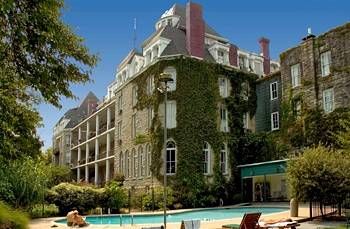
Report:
133,18,137,49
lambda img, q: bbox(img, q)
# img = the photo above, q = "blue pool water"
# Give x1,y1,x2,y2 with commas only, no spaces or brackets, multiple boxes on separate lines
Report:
56,207,288,225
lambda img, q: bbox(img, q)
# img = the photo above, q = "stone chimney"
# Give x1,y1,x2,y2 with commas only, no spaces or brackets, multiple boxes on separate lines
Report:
229,44,238,67
259,37,270,75
186,2,204,58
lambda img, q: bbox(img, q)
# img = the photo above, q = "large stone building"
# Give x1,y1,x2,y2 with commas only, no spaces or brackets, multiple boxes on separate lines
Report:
53,2,280,188
52,92,99,166
280,23,350,115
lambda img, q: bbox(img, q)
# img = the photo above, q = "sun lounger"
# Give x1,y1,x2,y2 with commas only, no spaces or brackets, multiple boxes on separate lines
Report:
258,220,300,229
182,219,201,229
222,212,261,229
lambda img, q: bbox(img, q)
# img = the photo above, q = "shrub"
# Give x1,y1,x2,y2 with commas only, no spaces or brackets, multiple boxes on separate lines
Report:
142,187,174,211
30,204,59,218
46,183,103,215
0,201,28,229
100,181,126,212
47,165,72,187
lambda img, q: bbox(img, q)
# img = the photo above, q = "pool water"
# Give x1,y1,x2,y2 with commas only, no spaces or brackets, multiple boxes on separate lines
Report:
56,207,288,225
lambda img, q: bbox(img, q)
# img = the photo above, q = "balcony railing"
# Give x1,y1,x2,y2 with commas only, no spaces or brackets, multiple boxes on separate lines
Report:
98,151,107,159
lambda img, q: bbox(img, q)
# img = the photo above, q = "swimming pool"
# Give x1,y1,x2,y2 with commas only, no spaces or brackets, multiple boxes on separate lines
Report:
56,206,288,225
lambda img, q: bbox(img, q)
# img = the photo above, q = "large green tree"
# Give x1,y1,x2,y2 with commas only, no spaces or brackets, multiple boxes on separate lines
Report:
0,0,98,159
287,146,350,216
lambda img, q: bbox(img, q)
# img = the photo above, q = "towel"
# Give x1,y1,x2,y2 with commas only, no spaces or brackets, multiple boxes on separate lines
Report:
183,220,193,229
192,219,200,229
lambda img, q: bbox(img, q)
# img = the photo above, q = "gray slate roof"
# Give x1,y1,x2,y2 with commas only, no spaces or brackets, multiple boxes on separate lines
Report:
57,91,99,129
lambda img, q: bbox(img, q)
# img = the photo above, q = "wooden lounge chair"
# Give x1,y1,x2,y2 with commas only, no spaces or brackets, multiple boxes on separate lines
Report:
222,212,262,229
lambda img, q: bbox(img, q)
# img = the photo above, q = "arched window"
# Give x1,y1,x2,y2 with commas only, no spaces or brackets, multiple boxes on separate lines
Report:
220,143,228,174
138,146,145,177
166,140,176,174
163,66,176,91
120,151,124,174
146,144,152,176
132,148,137,178
203,142,210,174
125,150,130,178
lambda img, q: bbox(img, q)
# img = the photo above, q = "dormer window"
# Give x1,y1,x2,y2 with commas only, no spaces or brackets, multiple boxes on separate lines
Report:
167,19,172,26
218,50,225,64
239,55,247,70
152,46,159,61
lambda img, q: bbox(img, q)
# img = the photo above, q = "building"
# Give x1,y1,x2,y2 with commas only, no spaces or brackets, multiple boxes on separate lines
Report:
52,92,99,166
280,22,350,115
53,2,280,188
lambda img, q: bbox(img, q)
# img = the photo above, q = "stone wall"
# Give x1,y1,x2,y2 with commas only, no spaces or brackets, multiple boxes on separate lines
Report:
280,22,350,110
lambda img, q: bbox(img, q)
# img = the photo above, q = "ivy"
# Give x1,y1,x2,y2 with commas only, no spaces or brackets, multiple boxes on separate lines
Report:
132,56,259,207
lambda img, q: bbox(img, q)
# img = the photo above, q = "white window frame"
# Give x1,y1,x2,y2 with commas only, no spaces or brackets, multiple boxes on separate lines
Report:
118,94,123,113
220,104,229,132
138,146,144,177
320,51,331,77
203,142,210,175
219,77,229,98
270,81,278,100
147,106,154,129
120,151,124,174
147,144,152,177
126,150,130,178
243,112,249,129
323,88,334,113
117,121,122,140
147,75,155,95
132,149,137,178
166,140,176,175
131,114,136,139
220,143,228,175
291,64,301,88
271,112,280,131
132,86,138,107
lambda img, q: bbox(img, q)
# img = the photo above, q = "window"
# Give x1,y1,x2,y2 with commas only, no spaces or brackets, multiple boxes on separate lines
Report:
159,101,177,129
139,146,145,177
167,19,172,26
147,106,154,129
147,75,154,95
220,104,229,132
163,67,176,91
132,149,137,178
126,150,130,178
243,112,249,129
166,141,176,174
117,121,122,140
254,61,263,76
219,77,229,98
153,46,159,61
291,64,301,88
271,112,280,131
202,142,210,174
323,88,334,113
270,81,278,100
147,144,152,176
220,143,227,174
120,151,124,174
118,94,123,113
217,50,225,64
320,51,331,77
132,86,137,107
131,114,136,139
241,82,249,100
239,55,247,70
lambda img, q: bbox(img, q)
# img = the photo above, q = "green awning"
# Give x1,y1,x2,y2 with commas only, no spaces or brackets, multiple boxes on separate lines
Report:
238,159,288,178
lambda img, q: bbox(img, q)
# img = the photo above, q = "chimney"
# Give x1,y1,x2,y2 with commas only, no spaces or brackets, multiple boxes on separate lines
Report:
259,37,270,75
229,44,238,67
302,27,315,41
186,2,205,58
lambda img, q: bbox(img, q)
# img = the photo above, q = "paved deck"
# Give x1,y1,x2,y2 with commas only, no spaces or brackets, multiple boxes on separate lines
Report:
29,204,345,229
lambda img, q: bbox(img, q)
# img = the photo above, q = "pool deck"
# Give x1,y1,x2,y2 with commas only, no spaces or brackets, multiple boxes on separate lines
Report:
29,203,315,229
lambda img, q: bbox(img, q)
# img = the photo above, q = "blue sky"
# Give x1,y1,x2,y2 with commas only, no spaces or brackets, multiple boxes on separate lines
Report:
38,0,350,150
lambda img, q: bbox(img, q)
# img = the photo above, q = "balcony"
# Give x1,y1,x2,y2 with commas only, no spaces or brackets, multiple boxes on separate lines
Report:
88,131,96,139
98,151,107,160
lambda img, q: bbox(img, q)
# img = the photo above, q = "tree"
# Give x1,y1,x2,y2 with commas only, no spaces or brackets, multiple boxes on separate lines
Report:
0,0,98,159
287,146,350,216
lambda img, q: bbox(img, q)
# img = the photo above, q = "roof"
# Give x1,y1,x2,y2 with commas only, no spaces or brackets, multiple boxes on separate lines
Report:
55,92,99,129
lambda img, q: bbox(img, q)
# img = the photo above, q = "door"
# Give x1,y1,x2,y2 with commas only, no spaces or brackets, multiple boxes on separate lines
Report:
242,178,253,202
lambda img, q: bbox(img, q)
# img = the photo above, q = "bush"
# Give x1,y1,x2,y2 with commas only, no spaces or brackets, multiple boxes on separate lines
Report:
47,165,72,187
142,187,174,211
30,204,59,218
46,183,104,215
100,181,126,212
0,201,28,229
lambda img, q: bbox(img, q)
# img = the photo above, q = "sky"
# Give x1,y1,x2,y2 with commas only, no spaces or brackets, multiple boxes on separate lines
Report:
38,0,350,150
